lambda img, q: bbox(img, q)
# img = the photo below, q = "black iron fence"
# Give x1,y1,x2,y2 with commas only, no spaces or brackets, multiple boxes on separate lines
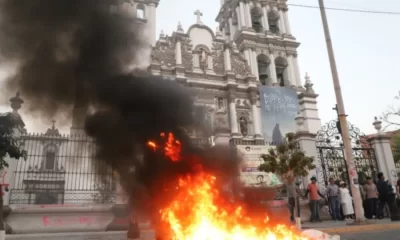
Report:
9,132,116,204
9,131,212,205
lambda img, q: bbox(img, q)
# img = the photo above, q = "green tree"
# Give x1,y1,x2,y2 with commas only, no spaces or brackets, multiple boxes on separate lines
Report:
0,113,26,232
258,132,315,223
259,133,316,184
392,135,400,164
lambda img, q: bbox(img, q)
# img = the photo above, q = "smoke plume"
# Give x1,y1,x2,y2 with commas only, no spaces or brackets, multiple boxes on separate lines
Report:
0,0,242,219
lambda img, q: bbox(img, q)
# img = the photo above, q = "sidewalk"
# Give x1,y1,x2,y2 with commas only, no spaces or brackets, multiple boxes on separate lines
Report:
301,219,400,235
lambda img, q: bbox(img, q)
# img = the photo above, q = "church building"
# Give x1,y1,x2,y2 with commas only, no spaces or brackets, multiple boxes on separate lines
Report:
142,0,321,145
6,0,324,205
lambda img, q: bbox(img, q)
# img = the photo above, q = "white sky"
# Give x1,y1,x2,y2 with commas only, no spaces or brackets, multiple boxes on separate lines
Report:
1,0,400,135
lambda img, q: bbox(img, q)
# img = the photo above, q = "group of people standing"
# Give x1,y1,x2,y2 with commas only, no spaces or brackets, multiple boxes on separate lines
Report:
286,172,400,223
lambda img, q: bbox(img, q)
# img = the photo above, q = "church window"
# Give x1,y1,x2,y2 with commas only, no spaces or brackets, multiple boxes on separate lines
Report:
250,7,263,33
268,11,280,34
136,4,145,19
45,151,56,170
42,145,58,171
275,57,288,87
257,54,270,85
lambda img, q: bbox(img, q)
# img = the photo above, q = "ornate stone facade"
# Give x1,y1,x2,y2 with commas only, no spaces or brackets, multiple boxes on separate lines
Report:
148,1,321,145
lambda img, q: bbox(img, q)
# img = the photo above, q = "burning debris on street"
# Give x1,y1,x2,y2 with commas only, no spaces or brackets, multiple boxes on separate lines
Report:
0,0,313,239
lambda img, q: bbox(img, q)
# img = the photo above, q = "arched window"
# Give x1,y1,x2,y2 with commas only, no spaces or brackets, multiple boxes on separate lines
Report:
268,11,280,34
251,7,263,33
275,57,288,87
257,54,271,85
136,4,145,19
43,145,58,171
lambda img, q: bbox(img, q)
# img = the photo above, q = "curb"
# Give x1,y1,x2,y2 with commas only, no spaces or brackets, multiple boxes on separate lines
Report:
317,222,400,234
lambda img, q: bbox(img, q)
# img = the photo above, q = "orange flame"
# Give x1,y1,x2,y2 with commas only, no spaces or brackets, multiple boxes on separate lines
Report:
147,132,308,240
160,172,307,240
147,132,181,162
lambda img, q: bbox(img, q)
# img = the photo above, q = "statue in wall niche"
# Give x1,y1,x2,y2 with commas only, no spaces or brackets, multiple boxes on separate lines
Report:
198,48,208,71
239,117,248,136
215,97,226,113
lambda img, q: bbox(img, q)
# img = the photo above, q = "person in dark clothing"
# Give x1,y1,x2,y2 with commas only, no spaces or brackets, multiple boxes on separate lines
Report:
363,177,378,219
376,172,389,219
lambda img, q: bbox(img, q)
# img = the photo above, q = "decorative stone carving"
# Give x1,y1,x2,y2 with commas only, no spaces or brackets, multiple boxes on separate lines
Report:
211,42,224,74
151,38,176,67
212,52,224,75
235,98,251,109
181,38,193,71
230,52,251,77
212,42,224,51
236,99,241,107
240,40,298,56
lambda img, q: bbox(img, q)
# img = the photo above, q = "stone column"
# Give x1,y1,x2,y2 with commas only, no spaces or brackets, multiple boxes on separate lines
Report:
287,55,296,88
370,118,398,186
293,55,302,87
298,74,322,134
269,52,278,85
252,49,259,80
228,17,234,41
283,9,292,36
2,93,26,206
262,4,269,32
244,2,252,28
147,3,157,46
294,131,318,188
236,7,242,30
175,41,182,65
229,91,239,136
277,8,286,35
207,55,213,71
250,92,263,139
224,44,232,72
244,48,252,71
239,2,246,29
193,53,199,68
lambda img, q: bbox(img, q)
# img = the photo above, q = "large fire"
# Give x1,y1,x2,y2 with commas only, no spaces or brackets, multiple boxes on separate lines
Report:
147,132,308,240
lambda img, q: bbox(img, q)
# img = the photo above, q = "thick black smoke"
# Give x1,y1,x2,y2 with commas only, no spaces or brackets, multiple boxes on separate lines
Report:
0,0,242,219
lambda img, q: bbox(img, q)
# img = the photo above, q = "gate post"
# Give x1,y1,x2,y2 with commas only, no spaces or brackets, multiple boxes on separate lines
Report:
1,93,26,207
369,118,397,186
294,130,318,187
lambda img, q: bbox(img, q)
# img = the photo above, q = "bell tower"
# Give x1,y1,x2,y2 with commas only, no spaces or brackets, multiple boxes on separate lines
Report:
216,0,302,89
132,0,160,46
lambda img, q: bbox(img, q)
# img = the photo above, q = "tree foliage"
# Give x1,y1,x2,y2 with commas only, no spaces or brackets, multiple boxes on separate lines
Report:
392,135,400,164
382,91,400,130
258,132,315,184
0,112,27,232
0,112,27,170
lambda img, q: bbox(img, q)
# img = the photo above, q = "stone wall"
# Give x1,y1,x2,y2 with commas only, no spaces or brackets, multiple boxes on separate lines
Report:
4,204,151,234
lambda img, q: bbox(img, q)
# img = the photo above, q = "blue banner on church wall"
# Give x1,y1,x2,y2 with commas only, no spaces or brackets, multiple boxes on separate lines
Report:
259,87,299,145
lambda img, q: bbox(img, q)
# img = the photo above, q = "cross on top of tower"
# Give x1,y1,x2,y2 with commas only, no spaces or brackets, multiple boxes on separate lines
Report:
194,9,203,24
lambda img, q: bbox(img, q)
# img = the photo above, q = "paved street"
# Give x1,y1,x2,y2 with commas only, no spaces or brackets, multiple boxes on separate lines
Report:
341,229,400,240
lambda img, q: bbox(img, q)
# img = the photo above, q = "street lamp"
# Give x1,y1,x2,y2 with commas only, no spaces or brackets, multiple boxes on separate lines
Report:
317,0,365,222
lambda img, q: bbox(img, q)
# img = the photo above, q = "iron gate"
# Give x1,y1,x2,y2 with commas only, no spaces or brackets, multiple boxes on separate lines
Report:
315,120,379,192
